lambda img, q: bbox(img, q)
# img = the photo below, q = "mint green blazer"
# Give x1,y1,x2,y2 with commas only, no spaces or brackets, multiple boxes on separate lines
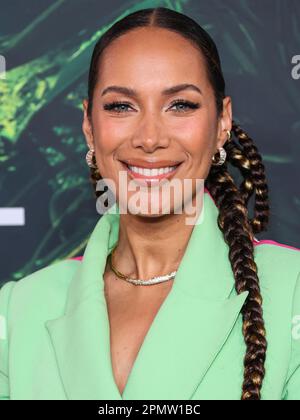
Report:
1,191,300,400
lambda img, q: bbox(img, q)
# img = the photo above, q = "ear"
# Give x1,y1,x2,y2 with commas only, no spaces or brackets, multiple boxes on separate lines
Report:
216,96,232,149
82,99,94,149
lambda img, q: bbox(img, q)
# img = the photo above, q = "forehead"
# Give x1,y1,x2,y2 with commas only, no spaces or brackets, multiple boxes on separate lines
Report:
97,27,210,94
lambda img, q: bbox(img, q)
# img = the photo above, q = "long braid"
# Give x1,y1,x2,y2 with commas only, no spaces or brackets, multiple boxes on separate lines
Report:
205,126,269,400
229,121,270,234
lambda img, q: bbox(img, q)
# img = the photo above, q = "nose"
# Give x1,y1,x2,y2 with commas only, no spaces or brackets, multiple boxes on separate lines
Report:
131,112,170,152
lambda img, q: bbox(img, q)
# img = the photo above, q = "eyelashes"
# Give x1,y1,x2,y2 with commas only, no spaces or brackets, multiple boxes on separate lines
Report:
103,101,132,113
103,99,200,114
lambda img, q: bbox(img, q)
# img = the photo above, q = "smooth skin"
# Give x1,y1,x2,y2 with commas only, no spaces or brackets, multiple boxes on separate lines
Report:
82,27,232,395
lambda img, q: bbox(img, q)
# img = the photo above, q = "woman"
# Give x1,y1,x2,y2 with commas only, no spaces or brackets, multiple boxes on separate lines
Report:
0,7,299,401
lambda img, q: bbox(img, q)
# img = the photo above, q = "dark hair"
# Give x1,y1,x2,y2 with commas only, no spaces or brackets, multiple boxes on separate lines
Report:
86,7,269,400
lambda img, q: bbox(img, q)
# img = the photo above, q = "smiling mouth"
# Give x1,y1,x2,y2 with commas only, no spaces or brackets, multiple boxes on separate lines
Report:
120,161,183,184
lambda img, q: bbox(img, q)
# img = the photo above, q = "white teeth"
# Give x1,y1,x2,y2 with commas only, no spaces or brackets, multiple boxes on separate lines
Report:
127,165,178,176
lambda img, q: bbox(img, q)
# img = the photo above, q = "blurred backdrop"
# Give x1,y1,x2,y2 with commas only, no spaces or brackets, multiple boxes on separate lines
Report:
0,0,299,285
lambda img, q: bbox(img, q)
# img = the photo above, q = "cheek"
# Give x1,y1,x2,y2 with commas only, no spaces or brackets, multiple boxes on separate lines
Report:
92,115,123,156
177,116,215,159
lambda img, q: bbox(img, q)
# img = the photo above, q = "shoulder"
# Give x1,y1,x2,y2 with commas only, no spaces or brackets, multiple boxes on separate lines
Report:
254,237,300,263
0,258,81,323
254,239,300,285
253,238,300,317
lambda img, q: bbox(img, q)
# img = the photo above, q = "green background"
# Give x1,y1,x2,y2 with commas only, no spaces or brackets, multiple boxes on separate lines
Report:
0,0,299,285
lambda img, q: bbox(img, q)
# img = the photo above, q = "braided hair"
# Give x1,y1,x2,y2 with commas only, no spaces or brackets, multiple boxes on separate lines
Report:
206,121,269,399
85,7,270,400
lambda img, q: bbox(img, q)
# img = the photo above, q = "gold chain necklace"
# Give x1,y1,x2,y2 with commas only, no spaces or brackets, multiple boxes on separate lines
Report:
108,246,177,286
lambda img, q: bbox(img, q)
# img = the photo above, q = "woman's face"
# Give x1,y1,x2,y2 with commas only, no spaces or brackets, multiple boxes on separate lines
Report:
82,27,232,218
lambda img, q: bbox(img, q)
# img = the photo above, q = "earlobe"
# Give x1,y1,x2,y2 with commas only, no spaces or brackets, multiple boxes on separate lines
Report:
216,121,227,149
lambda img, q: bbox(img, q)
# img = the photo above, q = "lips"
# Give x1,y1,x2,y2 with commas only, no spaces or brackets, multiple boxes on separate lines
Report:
120,158,183,169
119,160,183,185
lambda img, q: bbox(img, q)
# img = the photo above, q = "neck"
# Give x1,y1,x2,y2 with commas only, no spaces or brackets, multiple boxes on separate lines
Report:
110,192,203,282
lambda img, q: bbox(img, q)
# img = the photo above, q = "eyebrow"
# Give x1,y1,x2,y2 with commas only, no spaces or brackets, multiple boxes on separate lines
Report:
101,83,203,97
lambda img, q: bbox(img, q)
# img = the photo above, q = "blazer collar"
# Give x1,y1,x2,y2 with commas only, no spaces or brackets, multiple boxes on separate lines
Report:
45,189,248,400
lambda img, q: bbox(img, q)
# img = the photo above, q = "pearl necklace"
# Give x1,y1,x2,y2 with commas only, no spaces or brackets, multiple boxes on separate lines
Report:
108,247,177,286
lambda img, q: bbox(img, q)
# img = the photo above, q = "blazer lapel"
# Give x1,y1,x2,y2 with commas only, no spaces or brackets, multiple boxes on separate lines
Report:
122,289,248,400
45,189,249,400
45,205,123,400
